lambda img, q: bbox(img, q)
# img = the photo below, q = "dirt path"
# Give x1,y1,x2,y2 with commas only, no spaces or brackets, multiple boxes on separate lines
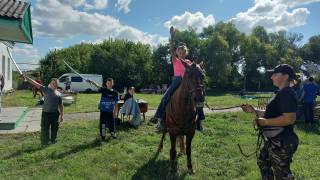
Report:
64,107,242,121
0,107,242,134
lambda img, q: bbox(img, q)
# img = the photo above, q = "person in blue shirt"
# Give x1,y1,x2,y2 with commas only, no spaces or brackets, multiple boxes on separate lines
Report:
299,77,319,124
87,78,119,140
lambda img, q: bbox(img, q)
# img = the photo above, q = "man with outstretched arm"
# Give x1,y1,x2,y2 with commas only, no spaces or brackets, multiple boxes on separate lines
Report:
24,76,64,145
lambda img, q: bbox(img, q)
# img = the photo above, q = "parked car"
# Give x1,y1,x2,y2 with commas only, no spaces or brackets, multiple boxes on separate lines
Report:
58,73,102,92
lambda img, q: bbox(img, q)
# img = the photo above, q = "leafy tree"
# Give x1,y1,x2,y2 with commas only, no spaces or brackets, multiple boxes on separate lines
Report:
202,33,232,88
301,35,320,63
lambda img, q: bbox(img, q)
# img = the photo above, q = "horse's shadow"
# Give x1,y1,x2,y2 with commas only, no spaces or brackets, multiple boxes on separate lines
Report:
131,150,188,180
117,121,139,132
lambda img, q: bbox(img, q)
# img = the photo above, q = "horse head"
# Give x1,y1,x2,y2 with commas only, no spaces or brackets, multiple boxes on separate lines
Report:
183,62,206,108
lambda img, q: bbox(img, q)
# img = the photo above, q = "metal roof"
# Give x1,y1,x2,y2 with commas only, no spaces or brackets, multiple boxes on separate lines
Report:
0,0,30,19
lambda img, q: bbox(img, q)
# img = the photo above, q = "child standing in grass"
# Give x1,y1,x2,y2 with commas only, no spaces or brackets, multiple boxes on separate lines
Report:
87,78,119,140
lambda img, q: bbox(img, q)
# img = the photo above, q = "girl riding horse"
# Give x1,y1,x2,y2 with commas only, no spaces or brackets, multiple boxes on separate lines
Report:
150,40,205,132
158,62,206,174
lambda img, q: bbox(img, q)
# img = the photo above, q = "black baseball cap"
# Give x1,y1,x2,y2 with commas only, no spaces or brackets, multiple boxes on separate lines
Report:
267,64,296,80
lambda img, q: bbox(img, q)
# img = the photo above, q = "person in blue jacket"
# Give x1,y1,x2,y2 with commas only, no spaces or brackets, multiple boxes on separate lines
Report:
299,76,319,124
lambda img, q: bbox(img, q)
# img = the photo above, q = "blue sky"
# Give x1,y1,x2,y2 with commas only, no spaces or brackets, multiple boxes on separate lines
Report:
13,0,320,70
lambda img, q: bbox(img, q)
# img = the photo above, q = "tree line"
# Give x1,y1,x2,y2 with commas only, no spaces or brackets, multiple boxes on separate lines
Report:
34,22,320,91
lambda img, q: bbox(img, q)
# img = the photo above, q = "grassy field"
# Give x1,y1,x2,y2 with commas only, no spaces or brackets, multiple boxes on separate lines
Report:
0,113,319,179
3,90,271,114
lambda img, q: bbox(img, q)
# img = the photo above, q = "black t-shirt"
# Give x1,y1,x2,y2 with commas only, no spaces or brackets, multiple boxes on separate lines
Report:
98,88,119,112
263,87,297,138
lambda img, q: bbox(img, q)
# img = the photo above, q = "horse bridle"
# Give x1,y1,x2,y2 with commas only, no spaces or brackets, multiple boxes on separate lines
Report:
186,79,205,107
188,85,205,95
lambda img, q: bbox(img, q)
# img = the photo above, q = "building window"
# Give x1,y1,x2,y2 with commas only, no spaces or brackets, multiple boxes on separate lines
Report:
2,55,5,79
7,57,11,80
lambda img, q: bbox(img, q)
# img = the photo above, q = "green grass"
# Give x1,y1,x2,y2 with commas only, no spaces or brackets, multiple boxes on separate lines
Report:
2,91,162,114
3,90,271,114
2,90,37,108
0,113,319,179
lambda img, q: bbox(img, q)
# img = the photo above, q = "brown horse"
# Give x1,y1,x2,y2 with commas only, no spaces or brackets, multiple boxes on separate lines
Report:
32,79,43,98
158,63,205,174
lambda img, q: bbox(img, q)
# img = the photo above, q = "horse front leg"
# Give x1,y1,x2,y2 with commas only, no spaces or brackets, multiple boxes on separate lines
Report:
186,134,194,174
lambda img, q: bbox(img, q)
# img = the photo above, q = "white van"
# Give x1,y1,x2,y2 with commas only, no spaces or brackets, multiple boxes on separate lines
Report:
58,73,103,92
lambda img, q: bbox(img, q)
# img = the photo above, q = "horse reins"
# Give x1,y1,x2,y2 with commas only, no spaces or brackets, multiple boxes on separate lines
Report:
204,98,265,158
237,109,265,158
204,101,242,111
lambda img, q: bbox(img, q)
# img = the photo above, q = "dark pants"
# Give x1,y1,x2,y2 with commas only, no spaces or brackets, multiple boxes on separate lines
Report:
196,108,205,130
100,111,115,137
258,134,299,180
296,104,304,121
155,77,182,119
303,102,314,124
41,111,60,145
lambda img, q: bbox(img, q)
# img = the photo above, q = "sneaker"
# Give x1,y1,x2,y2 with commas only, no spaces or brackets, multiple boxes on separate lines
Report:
111,132,117,139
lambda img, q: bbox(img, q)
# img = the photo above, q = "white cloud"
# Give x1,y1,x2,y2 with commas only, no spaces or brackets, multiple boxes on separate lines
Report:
94,0,108,9
164,11,215,33
230,0,311,33
32,0,165,47
13,45,40,61
55,39,63,43
275,0,320,8
12,45,41,70
49,46,63,51
54,0,108,10
115,0,132,14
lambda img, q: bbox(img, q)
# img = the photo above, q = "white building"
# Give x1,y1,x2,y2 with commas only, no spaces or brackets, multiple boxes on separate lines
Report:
0,41,13,91
0,0,33,92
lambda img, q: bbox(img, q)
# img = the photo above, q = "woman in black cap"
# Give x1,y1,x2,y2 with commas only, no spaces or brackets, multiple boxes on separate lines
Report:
241,64,299,180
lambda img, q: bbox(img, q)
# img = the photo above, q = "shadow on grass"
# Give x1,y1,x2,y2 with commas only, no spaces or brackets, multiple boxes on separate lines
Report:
295,122,320,135
51,138,103,159
3,145,46,160
131,149,188,180
117,121,140,132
